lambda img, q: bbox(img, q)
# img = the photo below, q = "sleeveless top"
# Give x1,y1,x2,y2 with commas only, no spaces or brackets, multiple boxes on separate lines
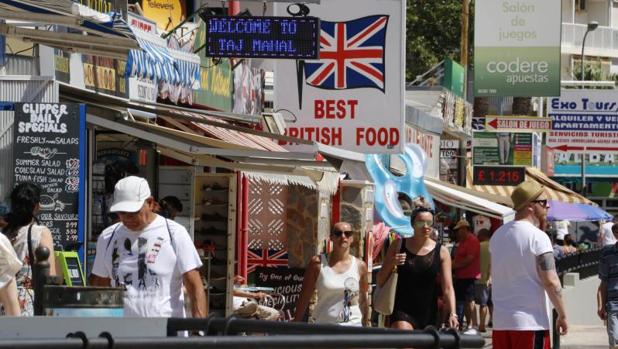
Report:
392,239,441,327
1,224,44,316
312,254,363,326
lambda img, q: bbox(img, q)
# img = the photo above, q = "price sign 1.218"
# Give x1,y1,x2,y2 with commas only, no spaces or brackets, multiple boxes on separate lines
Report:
473,166,525,186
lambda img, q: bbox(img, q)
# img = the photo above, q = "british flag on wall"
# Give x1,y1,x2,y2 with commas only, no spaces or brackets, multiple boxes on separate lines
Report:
305,15,389,91
247,248,288,273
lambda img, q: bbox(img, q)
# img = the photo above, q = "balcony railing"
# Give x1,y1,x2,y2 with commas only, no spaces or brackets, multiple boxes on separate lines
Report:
562,23,618,56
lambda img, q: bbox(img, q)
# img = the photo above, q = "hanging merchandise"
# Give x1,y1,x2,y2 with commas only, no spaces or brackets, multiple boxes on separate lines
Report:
366,144,434,237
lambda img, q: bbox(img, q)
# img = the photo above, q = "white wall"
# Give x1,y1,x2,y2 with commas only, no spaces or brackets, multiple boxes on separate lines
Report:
612,2,618,28
562,273,604,326
588,0,610,26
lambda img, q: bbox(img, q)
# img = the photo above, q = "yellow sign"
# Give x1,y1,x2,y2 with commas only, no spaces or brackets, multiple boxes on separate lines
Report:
142,0,186,31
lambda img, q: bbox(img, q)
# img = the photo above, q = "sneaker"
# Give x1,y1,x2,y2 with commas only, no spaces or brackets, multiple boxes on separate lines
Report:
463,328,479,335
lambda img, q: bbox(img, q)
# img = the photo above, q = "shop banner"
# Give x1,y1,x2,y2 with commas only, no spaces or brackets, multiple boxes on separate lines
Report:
13,103,86,257
474,0,561,97
547,90,618,150
442,58,465,98
193,20,233,111
142,0,186,31
274,0,405,154
233,60,264,115
440,139,460,184
473,131,532,166
54,49,70,83
553,151,618,177
255,267,304,321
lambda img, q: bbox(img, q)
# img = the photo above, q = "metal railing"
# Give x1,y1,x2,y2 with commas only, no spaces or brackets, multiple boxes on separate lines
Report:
556,248,601,280
25,247,484,349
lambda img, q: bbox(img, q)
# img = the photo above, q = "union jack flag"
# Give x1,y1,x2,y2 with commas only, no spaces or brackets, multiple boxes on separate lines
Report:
247,248,288,273
305,15,389,91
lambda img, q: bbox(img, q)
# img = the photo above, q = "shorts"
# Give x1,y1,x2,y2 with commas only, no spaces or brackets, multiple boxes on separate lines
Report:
474,282,490,306
454,278,476,302
608,310,618,347
492,330,550,349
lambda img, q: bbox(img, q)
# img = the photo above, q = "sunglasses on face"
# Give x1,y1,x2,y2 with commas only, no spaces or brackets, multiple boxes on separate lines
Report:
413,220,434,229
532,199,548,208
332,230,354,238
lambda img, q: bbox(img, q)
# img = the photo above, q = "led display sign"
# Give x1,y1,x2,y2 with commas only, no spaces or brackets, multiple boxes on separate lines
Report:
473,165,526,186
203,16,320,59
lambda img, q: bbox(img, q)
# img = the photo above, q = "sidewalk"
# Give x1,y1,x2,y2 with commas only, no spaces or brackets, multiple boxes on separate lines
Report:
479,325,608,348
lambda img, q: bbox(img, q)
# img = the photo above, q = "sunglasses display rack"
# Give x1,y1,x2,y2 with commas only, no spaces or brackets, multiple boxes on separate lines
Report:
193,173,237,317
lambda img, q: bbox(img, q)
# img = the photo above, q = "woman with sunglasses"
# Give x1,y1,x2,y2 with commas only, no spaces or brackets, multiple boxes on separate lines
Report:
377,207,458,330
294,222,369,326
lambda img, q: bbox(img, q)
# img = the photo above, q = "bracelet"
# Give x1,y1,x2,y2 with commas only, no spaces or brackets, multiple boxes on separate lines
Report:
449,313,458,318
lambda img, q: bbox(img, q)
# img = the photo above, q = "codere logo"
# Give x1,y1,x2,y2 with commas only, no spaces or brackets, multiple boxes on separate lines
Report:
486,57,549,85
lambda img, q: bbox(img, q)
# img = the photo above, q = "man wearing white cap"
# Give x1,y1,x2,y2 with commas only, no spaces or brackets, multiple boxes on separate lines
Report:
90,176,207,319
490,181,568,349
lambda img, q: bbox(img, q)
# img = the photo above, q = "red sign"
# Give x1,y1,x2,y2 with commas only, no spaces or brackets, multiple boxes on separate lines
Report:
473,166,525,186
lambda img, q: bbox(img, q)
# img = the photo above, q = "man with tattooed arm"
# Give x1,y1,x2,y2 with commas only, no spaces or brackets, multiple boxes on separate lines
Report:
489,181,568,349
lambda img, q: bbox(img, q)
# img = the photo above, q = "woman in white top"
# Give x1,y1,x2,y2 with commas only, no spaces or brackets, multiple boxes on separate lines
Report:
0,233,21,315
1,183,55,316
294,222,369,326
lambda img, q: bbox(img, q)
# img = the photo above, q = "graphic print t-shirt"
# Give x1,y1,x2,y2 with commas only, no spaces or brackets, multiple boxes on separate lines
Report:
92,215,202,317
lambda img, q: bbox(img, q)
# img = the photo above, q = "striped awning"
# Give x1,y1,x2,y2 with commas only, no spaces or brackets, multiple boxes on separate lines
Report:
126,28,200,88
466,166,595,206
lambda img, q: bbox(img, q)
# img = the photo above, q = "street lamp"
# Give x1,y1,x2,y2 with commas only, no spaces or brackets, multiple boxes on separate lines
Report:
580,21,598,86
580,20,598,196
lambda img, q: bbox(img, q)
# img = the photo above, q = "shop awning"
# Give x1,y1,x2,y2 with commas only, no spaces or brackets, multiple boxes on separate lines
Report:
425,177,515,221
465,166,594,205
126,28,200,87
0,0,138,58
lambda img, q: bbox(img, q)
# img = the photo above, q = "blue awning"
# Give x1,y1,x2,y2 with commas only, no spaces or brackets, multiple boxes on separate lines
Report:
126,29,200,88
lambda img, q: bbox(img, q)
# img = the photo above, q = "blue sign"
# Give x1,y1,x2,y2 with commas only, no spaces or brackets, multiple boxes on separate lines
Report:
203,16,320,59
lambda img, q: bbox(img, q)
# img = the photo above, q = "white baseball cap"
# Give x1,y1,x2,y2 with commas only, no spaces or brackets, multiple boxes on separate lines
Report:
109,176,151,213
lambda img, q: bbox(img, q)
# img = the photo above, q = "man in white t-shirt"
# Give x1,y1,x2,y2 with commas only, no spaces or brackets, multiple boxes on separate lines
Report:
490,181,568,349
90,176,207,319
600,218,618,247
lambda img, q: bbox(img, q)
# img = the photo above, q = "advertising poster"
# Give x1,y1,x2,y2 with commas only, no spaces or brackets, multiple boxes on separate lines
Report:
13,103,86,255
474,0,561,96
193,20,233,111
548,90,618,177
473,132,532,166
274,0,405,154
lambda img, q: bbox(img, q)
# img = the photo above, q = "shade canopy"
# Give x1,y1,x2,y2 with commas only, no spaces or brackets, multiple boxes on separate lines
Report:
547,200,613,222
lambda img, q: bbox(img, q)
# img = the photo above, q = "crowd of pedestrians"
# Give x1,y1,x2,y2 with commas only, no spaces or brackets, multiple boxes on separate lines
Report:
3,177,618,348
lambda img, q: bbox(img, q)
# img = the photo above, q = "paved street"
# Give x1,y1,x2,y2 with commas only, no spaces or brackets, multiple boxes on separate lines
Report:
478,325,608,349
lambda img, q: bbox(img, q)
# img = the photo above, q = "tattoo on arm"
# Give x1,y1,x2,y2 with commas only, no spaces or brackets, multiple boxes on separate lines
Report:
536,252,556,271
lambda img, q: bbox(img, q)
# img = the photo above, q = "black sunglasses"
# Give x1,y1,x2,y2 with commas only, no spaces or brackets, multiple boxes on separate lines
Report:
532,199,548,207
332,230,354,238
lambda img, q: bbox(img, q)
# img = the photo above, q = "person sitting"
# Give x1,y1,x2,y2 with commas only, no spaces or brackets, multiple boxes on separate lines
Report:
232,275,280,321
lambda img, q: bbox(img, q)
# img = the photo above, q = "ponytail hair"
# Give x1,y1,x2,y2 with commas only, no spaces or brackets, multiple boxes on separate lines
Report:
2,182,41,238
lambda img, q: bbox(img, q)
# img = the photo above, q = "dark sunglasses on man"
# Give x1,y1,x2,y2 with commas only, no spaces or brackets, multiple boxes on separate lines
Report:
332,229,354,238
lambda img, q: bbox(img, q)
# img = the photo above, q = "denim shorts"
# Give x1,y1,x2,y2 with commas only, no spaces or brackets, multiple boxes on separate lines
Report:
474,282,490,306
608,310,618,347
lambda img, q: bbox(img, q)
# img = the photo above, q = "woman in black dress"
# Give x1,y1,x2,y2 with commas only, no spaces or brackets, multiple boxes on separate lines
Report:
377,207,458,330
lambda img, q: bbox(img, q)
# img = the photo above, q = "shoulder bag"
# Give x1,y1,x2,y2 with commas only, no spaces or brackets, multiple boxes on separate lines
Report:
373,239,401,315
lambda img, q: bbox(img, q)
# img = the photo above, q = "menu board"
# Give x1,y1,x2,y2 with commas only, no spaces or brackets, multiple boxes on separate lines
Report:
13,103,84,250
255,267,305,321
